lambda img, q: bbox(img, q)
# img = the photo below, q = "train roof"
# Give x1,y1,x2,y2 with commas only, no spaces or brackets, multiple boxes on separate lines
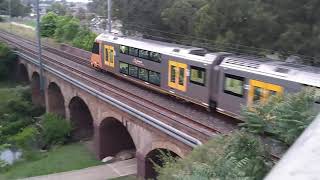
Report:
220,56,320,87
96,33,221,65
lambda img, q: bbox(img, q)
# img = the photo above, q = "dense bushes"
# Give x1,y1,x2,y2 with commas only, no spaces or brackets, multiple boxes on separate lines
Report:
41,113,72,148
241,89,318,146
0,85,72,165
156,89,319,179
157,132,272,180
0,42,17,80
40,12,97,51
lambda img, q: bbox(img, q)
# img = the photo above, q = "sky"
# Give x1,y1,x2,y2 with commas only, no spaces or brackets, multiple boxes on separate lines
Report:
66,0,90,2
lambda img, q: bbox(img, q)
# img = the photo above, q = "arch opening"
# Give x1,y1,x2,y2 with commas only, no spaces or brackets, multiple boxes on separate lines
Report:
99,117,136,159
31,72,45,107
69,96,94,140
17,63,29,83
145,149,180,179
47,82,65,117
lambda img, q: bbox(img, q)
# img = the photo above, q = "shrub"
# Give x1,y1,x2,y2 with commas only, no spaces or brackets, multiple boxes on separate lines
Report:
9,126,39,150
0,42,17,80
40,113,72,148
156,131,272,180
241,89,318,146
72,28,97,51
54,16,80,42
40,12,59,37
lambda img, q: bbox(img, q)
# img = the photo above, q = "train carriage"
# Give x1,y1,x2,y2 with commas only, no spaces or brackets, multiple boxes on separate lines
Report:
217,56,320,118
90,33,320,119
90,34,225,107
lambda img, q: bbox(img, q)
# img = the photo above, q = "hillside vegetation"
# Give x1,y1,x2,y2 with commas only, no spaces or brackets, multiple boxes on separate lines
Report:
156,90,319,179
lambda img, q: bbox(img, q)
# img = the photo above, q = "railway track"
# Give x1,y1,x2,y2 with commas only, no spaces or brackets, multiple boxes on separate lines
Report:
0,31,281,160
0,31,230,141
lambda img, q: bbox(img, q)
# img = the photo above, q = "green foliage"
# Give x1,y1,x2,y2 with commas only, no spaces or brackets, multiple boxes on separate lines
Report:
40,113,72,148
157,131,272,180
100,0,320,64
0,42,17,80
0,0,31,17
241,89,318,146
40,12,59,37
47,2,67,16
9,126,39,149
72,28,97,51
51,15,70,41
40,14,96,51
0,85,44,150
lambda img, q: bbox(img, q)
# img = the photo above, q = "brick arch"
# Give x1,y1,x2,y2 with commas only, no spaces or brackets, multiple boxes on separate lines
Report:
98,117,136,159
17,63,29,83
143,141,185,158
47,82,66,117
68,96,94,140
31,72,45,107
141,141,184,179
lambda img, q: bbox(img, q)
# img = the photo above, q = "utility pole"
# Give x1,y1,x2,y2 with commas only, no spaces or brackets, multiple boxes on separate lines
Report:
8,0,12,32
107,0,112,33
36,0,44,92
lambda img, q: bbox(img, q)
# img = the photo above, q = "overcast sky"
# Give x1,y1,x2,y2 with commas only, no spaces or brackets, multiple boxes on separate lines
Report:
66,0,90,2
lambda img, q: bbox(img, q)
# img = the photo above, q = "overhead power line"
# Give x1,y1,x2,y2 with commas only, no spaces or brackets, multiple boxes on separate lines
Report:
121,22,318,63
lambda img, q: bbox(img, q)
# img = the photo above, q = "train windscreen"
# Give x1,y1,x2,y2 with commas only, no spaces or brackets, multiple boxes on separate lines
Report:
92,42,100,55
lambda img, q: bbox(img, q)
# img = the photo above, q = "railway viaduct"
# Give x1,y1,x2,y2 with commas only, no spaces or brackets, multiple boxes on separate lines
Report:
15,54,193,179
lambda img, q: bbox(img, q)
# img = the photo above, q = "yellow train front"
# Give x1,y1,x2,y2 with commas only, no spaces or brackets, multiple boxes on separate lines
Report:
90,33,320,118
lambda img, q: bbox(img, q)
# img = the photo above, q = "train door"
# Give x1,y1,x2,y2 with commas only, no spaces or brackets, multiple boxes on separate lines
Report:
248,80,283,106
168,60,187,92
104,45,115,68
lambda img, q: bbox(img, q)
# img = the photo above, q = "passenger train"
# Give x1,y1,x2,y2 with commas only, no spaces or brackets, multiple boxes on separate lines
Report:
90,33,320,118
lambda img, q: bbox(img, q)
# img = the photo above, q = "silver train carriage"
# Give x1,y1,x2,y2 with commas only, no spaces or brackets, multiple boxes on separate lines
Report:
90,33,320,118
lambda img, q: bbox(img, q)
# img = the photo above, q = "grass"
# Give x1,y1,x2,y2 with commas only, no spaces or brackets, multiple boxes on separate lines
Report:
0,22,58,47
110,175,137,180
0,143,102,180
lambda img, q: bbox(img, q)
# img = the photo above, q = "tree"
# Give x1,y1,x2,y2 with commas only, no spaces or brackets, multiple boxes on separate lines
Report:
241,89,319,146
87,0,107,17
0,0,31,17
72,28,97,51
53,16,80,42
47,2,67,16
161,0,206,37
156,131,272,180
40,12,59,37
106,0,320,65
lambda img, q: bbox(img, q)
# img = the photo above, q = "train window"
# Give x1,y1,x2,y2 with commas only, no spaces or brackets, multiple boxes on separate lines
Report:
139,50,149,59
170,65,176,83
129,65,138,77
149,71,161,86
253,87,263,103
120,45,129,54
92,42,100,54
150,52,161,63
224,74,244,97
139,68,149,82
119,62,129,75
179,67,185,85
129,47,139,57
190,66,206,86
315,88,320,104
109,49,114,64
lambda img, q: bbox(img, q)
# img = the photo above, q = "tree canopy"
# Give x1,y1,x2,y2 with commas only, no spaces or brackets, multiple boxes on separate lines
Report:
88,0,320,65
0,0,31,17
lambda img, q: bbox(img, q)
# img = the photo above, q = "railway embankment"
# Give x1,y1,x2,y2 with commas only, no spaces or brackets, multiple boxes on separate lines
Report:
0,42,101,180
